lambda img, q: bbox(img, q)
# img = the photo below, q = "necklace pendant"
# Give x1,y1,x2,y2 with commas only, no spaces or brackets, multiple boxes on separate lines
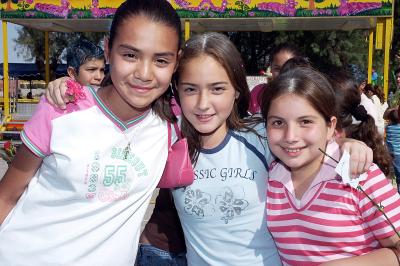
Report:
123,143,131,160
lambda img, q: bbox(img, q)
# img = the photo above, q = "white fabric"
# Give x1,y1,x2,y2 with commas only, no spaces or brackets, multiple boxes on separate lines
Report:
0,88,169,266
360,93,379,126
371,94,388,135
173,123,281,266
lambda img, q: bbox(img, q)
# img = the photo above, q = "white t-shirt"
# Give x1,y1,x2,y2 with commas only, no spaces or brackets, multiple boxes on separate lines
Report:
371,94,388,135
0,86,169,266
360,93,379,125
173,124,281,266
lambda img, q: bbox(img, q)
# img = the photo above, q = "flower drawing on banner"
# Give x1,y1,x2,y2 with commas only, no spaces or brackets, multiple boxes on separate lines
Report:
216,186,249,224
175,0,228,13
183,187,215,218
17,0,33,11
34,0,70,18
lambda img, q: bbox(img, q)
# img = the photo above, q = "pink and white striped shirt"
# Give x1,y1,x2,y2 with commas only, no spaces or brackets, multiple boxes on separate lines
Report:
267,142,400,266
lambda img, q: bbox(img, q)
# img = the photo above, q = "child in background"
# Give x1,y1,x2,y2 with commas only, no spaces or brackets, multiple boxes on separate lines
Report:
386,107,400,193
347,64,379,125
262,67,400,266
330,72,392,177
249,43,302,114
363,84,388,135
0,0,181,264
66,38,105,87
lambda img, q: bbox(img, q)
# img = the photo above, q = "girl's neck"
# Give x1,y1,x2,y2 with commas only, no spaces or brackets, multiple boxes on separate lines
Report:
291,155,324,200
98,85,149,122
200,127,228,150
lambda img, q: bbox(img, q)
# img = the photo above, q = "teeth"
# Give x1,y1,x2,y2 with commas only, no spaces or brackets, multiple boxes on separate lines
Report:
285,148,301,152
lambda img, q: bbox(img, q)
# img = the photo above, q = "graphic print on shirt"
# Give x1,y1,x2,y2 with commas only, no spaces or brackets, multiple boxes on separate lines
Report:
182,185,249,224
184,187,215,217
216,186,249,224
85,146,149,202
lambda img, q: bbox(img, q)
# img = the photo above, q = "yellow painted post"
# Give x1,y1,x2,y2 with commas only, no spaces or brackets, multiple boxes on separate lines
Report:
375,19,384,50
45,31,50,86
383,18,392,100
2,21,10,120
367,29,374,84
184,20,190,41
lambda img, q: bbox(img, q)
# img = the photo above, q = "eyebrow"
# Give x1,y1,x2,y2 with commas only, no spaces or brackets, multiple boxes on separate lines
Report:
267,115,319,119
118,44,176,57
179,81,229,86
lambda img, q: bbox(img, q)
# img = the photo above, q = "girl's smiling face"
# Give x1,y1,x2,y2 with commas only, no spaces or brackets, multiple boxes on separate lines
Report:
105,15,179,118
266,93,336,178
178,55,238,149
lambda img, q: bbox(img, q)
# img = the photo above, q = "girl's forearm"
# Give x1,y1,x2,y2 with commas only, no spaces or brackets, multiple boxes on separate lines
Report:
0,199,17,225
0,145,43,225
320,248,399,266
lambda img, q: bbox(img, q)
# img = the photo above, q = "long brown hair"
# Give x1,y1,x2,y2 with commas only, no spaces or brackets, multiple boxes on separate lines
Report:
175,32,262,164
330,71,392,176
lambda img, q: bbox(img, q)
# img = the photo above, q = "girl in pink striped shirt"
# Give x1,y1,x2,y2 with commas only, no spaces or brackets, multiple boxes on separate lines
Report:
261,67,400,266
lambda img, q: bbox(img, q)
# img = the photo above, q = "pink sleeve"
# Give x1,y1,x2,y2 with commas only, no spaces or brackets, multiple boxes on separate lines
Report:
358,165,400,239
21,97,58,157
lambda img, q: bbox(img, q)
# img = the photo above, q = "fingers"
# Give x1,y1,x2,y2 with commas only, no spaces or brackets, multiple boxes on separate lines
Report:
45,77,70,109
346,141,373,178
45,87,55,106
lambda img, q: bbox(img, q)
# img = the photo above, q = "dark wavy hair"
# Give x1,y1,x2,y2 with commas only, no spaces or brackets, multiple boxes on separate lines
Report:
279,56,312,75
346,64,367,86
329,71,392,176
66,39,104,73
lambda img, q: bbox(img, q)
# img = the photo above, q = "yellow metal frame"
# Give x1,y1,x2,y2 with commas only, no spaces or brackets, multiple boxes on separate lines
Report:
367,29,374,84
2,21,10,121
45,31,50,86
184,20,190,41
375,19,384,50
383,17,393,99
1,22,50,124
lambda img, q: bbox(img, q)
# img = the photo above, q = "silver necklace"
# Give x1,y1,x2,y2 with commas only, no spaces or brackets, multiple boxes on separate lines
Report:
123,137,131,160
99,89,133,160
122,129,134,160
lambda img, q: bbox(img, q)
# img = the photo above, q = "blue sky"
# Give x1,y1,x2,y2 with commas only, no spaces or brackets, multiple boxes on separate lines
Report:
0,22,33,63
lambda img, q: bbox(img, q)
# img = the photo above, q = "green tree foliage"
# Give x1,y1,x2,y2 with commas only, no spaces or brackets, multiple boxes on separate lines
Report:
229,30,374,75
14,27,105,80
228,32,277,75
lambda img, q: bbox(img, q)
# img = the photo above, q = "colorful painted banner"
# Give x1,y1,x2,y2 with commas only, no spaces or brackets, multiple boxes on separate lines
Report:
0,0,393,19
